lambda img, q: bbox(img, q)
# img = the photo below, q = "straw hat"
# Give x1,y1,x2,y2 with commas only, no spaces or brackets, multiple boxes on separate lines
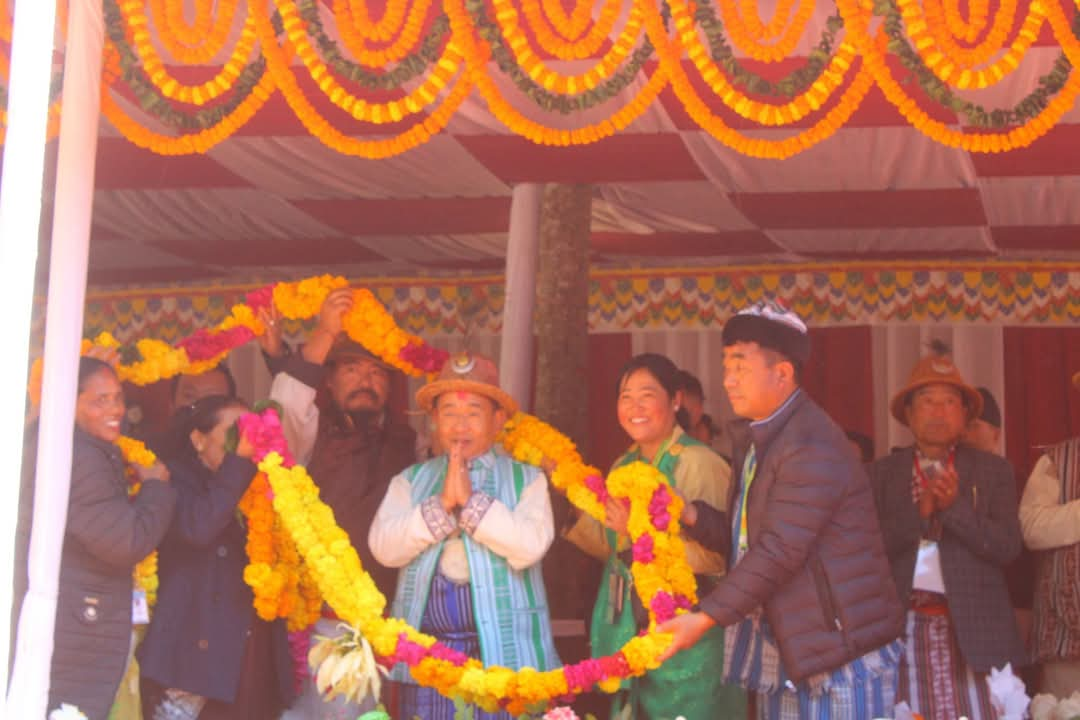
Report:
890,342,983,426
415,351,518,415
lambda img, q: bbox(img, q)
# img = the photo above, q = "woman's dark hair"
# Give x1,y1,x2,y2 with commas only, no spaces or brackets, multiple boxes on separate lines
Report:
615,353,681,398
163,394,247,463
169,363,238,405
77,357,118,394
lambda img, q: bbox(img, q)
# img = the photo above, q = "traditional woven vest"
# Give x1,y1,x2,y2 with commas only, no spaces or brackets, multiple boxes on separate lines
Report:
1032,437,1080,662
388,450,560,683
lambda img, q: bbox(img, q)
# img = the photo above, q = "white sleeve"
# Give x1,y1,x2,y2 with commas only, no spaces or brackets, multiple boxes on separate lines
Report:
269,372,319,466
1020,454,1080,550
467,471,555,571
369,474,454,569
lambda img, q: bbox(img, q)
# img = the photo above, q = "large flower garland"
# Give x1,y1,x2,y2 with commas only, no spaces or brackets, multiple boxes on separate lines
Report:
34,273,700,711
252,422,687,714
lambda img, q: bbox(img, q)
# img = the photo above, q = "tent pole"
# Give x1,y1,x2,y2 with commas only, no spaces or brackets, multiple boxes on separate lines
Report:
6,0,106,715
499,183,543,412
0,0,61,707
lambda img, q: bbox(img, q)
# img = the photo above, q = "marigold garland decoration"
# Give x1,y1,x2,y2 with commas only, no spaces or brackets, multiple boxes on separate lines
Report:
5,0,1080,156
28,274,710,709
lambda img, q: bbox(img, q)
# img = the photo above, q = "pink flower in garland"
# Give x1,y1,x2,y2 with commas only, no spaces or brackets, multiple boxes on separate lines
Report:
245,285,275,313
288,629,313,692
237,409,295,467
429,642,470,667
632,534,655,564
600,651,631,679
648,485,673,531
390,634,428,666
543,707,580,720
563,657,605,692
398,342,450,373
584,474,609,504
650,591,677,623
178,326,255,363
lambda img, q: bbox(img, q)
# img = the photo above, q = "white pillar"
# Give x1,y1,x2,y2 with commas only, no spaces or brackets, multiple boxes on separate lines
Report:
499,183,543,412
0,0,61,708
6,0,105,716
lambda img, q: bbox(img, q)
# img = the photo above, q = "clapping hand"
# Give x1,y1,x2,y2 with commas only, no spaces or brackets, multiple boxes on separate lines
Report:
929,464,961,511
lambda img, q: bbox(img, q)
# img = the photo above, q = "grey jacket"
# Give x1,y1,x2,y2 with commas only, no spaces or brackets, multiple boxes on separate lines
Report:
48,429,175,720
868,446,1027,672
691,391,905,681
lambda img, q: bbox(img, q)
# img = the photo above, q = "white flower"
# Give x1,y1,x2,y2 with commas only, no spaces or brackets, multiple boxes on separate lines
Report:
49,704,88,720
1054,696,1080,720
1030,694,1058,720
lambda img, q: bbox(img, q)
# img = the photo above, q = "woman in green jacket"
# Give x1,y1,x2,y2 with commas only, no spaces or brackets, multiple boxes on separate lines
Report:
567,353,745,720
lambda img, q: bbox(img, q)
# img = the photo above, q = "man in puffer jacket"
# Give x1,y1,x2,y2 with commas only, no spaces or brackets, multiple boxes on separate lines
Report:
658,301,905,720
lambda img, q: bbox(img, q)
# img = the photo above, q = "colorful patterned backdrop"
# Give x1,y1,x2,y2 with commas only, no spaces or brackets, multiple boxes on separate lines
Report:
78,262,1080,344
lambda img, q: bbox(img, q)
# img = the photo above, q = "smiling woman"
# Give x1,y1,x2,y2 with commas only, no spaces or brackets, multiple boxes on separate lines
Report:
48,357,177,720
565,353,745,720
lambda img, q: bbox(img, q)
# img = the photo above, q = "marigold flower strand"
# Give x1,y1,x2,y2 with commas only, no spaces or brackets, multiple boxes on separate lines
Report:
148,0,242,64
521,0,624,60
254,4,473,157
835,0,1080,152
641,0,876,157
276,0,462,123
100,45,278,155
117,0,257,105
333,0,436,66
487,0,647,93
716,0,817,62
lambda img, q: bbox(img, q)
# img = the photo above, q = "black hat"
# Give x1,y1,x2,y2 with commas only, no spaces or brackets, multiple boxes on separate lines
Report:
976,386,1002,428
722,301,810,369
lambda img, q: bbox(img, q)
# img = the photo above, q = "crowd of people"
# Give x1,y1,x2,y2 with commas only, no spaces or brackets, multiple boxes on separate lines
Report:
16,292,1080,720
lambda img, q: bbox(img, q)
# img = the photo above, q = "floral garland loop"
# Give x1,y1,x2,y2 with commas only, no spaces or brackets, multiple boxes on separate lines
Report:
31,275,696,711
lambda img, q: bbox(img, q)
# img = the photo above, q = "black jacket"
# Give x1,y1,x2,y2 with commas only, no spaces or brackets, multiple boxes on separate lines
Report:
688,391,905,682
868,446,1027,671
138,452,294,704
49,429,176,720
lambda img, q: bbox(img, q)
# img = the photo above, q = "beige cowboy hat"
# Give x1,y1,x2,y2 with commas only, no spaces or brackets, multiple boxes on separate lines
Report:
415,351,518,415
890,347,983,426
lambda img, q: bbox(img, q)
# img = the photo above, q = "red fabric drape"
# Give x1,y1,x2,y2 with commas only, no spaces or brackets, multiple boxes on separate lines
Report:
1003,327,1080,485
801,326,875,444
586,333,633,472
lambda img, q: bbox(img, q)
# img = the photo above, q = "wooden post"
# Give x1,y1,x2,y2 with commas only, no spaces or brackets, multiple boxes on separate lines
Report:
533,184,597,667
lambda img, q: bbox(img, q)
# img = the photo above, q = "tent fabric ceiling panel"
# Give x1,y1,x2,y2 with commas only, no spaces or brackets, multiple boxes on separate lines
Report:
67,0,1080,288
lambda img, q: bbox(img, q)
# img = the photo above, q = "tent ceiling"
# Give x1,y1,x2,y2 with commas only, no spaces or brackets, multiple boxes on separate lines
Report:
34,2,1080,287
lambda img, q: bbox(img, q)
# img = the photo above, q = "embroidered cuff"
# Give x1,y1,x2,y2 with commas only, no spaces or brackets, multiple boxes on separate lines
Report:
421,496,458,541
460,492,495,535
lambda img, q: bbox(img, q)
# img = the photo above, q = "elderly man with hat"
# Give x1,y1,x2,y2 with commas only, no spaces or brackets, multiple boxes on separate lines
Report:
659,301,905,720
271,288,418,719
369,351,561,720
1020,370,1080,698
868,343,1025,720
